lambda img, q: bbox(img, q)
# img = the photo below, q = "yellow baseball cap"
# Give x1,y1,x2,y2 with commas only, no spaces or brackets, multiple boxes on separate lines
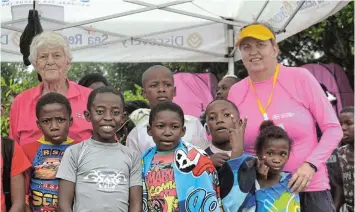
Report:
236,24,275,46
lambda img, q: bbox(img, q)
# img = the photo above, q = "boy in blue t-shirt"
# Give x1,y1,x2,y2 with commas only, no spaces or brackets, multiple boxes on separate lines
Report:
23,93,77,212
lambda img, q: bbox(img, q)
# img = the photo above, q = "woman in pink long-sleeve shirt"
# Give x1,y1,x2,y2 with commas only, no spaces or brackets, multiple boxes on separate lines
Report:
228,23,342,212
9,31,92,146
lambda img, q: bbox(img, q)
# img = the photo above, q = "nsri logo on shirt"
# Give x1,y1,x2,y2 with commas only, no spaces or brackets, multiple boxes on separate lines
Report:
83,170,127,192
272,112,295,120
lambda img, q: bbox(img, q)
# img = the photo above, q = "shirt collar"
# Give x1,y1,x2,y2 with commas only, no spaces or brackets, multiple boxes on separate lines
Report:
209,144,232,156
33,78,81,101
37,136,74,145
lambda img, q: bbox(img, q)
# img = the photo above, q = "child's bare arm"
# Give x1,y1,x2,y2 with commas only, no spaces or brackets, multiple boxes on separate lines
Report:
24,171,32,212
9,173,26,212
128,151,143,212
129,186,143,212
58,180,75,212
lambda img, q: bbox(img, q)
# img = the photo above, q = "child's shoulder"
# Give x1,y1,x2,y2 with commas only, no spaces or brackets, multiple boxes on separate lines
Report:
185,143,208,154
62,140,87,153
22,140,42,159
118,144,141,158
22,140,41,151
337,144,350,155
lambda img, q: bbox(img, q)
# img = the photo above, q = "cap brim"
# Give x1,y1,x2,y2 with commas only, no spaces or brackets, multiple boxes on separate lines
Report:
236,34,273,46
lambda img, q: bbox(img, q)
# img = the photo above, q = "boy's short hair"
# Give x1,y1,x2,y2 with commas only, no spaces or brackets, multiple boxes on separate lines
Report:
341,106,354,114
36,92,72,119
206,99,240,114
149,101,184,126
78,73,109,88
141,65,174,86
87,86,124,111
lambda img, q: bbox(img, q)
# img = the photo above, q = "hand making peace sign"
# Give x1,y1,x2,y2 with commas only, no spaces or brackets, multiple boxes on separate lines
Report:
229,115,247,159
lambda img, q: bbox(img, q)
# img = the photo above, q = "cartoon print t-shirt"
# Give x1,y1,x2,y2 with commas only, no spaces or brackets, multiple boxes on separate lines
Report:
146,150,179,212
23,137,76,212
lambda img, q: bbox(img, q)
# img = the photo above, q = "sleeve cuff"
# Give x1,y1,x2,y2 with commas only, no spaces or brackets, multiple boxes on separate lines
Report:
56,175,76,183
305,160,318,172
26,195,30,205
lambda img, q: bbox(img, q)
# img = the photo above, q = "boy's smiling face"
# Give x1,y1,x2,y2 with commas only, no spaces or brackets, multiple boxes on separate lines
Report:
85,92,124,143
37,103,73,145
148,110,185,151
206,100,240,145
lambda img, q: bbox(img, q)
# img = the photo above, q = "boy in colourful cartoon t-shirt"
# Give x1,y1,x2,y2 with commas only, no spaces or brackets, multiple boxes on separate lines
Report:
23,93,77,211
142,101,222,212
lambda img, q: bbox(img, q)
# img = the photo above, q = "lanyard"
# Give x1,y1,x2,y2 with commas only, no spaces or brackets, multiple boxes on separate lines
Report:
249,64,280,120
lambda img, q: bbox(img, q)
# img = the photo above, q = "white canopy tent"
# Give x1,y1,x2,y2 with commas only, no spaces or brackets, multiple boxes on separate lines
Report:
0,0,349,74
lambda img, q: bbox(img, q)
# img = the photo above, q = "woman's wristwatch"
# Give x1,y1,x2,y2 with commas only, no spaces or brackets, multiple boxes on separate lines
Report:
306,162,317,172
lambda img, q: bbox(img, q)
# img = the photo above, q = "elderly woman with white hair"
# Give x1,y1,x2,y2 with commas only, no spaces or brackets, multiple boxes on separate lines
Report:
9,31,92,146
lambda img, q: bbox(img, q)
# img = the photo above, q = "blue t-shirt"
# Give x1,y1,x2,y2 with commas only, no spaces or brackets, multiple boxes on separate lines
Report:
219,153,300,212
23,138,75,212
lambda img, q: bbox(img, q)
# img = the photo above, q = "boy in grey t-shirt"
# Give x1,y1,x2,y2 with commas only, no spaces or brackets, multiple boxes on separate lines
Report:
56,87,142,212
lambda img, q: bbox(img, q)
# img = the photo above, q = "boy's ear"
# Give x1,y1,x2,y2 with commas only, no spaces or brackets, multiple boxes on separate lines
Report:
205,124,210,135
84,111,91,122
147,125,152,136
173,86,176,97
142,88,147,99
36,120,40,129
69,116,74,127
181,126,186,137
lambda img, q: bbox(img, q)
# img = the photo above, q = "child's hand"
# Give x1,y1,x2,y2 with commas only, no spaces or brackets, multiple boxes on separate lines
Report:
256,156,269,180
229,115,247,159
210,153,230,168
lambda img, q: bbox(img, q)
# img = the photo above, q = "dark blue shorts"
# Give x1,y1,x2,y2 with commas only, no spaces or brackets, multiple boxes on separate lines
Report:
300,190,336,212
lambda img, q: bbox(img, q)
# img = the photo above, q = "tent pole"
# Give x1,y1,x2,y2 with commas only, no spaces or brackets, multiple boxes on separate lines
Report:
1,18,27,27
2,49,22,55
255,0,269,21
42,17,214,40
226,20,234,75
1,25,22,32
51,1,189,31
277,1,306,33
40,17,221,57
227,58,234,75
126,0,249,27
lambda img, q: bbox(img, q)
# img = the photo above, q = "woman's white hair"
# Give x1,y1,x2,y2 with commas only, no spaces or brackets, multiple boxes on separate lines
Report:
29,31,73,66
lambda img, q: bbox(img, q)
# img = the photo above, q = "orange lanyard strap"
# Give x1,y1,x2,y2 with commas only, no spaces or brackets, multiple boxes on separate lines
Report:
249,64,280,120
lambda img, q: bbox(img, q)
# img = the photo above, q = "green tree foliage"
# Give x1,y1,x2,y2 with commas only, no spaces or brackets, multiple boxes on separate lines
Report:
278,1,354,87
1,63,39,136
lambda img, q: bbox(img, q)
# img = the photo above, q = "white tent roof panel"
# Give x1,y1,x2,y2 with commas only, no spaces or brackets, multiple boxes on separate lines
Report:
0,0,350,63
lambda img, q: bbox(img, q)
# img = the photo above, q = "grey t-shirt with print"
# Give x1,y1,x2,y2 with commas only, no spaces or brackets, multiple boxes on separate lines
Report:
56,138,142,212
